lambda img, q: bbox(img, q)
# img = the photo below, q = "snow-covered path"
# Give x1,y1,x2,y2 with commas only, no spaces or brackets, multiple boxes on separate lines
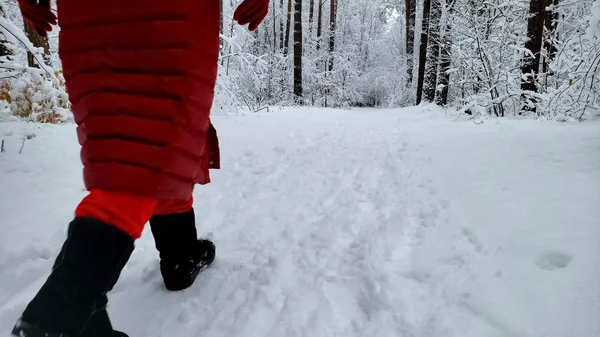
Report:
1,107,599,337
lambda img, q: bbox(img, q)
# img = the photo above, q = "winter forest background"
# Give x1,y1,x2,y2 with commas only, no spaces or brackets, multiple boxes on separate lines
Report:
0,0,599,121
1,1,600,335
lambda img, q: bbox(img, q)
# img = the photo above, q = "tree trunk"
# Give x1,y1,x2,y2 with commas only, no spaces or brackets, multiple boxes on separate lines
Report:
225,0,236,74
405,0,416,85
284,0,293,56
293,0,303,102
219,0,224,56
520,0,547,113
219,0,224,37
416,0,432,105
0,39,8,59
280,0,285,49
423,0,442,102
317,0,323,50
309,0,315,31
542,0,559,74
23,21,51,68
272,0,277,51
436,2,455,106
328,0,337,72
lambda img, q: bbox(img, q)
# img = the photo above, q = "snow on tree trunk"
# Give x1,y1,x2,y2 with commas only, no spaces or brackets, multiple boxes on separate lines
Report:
316,0,323,50
416,0,432,105
406,0,416,85
23,21,51,69
220,0,224,36
272,0,278,51
284,0,293,56
309,0,315,31
542,0,559,76
520,0,547,114
280,0,286,49
219,0,224,54
294,0,303,102
423,0,441,102
436,1,455,106
328,0,337,72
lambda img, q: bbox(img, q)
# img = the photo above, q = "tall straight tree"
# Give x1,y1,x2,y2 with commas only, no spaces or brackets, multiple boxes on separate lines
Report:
405,0,416,85
309,0,315,31
219,0,223,35
219,0,223,36
294,0,303,101
316,0,324,50
436,0,455,106
328,0,338,72
416,0,432,104
423,0,442,102
543,0,560,75
272,0,277,50
284,0,293,55
219,0,225,57
520,0,547,113
280,0,285,49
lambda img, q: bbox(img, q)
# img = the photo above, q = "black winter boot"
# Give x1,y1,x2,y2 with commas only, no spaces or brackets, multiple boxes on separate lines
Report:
79,300,129,337
149,209,215,291
11,217,134,337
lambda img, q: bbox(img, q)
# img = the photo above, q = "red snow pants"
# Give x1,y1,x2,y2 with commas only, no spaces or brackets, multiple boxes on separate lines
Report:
58,0,222,239
75,189,194,239
58,0,221,200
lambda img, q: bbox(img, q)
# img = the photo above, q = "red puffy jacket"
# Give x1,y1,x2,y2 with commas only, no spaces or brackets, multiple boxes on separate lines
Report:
57,0,221,201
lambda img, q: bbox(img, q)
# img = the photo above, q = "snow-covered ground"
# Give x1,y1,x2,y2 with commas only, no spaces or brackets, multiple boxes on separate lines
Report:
1,106,599,337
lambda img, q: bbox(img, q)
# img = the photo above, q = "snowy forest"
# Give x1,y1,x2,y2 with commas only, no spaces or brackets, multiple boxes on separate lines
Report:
1,0,600,120
1,1,600,336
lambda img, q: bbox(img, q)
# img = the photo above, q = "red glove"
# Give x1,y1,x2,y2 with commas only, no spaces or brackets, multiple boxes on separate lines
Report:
18,0,57,37
233,0,270,32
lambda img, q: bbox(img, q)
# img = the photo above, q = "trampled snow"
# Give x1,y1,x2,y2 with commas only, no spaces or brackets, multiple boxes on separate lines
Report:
1,106,599,336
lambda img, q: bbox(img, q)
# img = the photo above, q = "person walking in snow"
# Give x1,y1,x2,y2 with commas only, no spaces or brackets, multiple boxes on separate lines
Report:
11,0,269,336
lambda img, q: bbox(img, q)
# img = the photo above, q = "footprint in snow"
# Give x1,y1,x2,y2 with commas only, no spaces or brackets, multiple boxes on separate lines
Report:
273,146,286,155
462,227,485,253
535,251,572,271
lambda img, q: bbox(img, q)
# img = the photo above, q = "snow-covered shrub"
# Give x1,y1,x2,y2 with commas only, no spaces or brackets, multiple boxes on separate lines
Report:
446,0,600,119
7,70,70,123
540,0,600,119
0,8,69,123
